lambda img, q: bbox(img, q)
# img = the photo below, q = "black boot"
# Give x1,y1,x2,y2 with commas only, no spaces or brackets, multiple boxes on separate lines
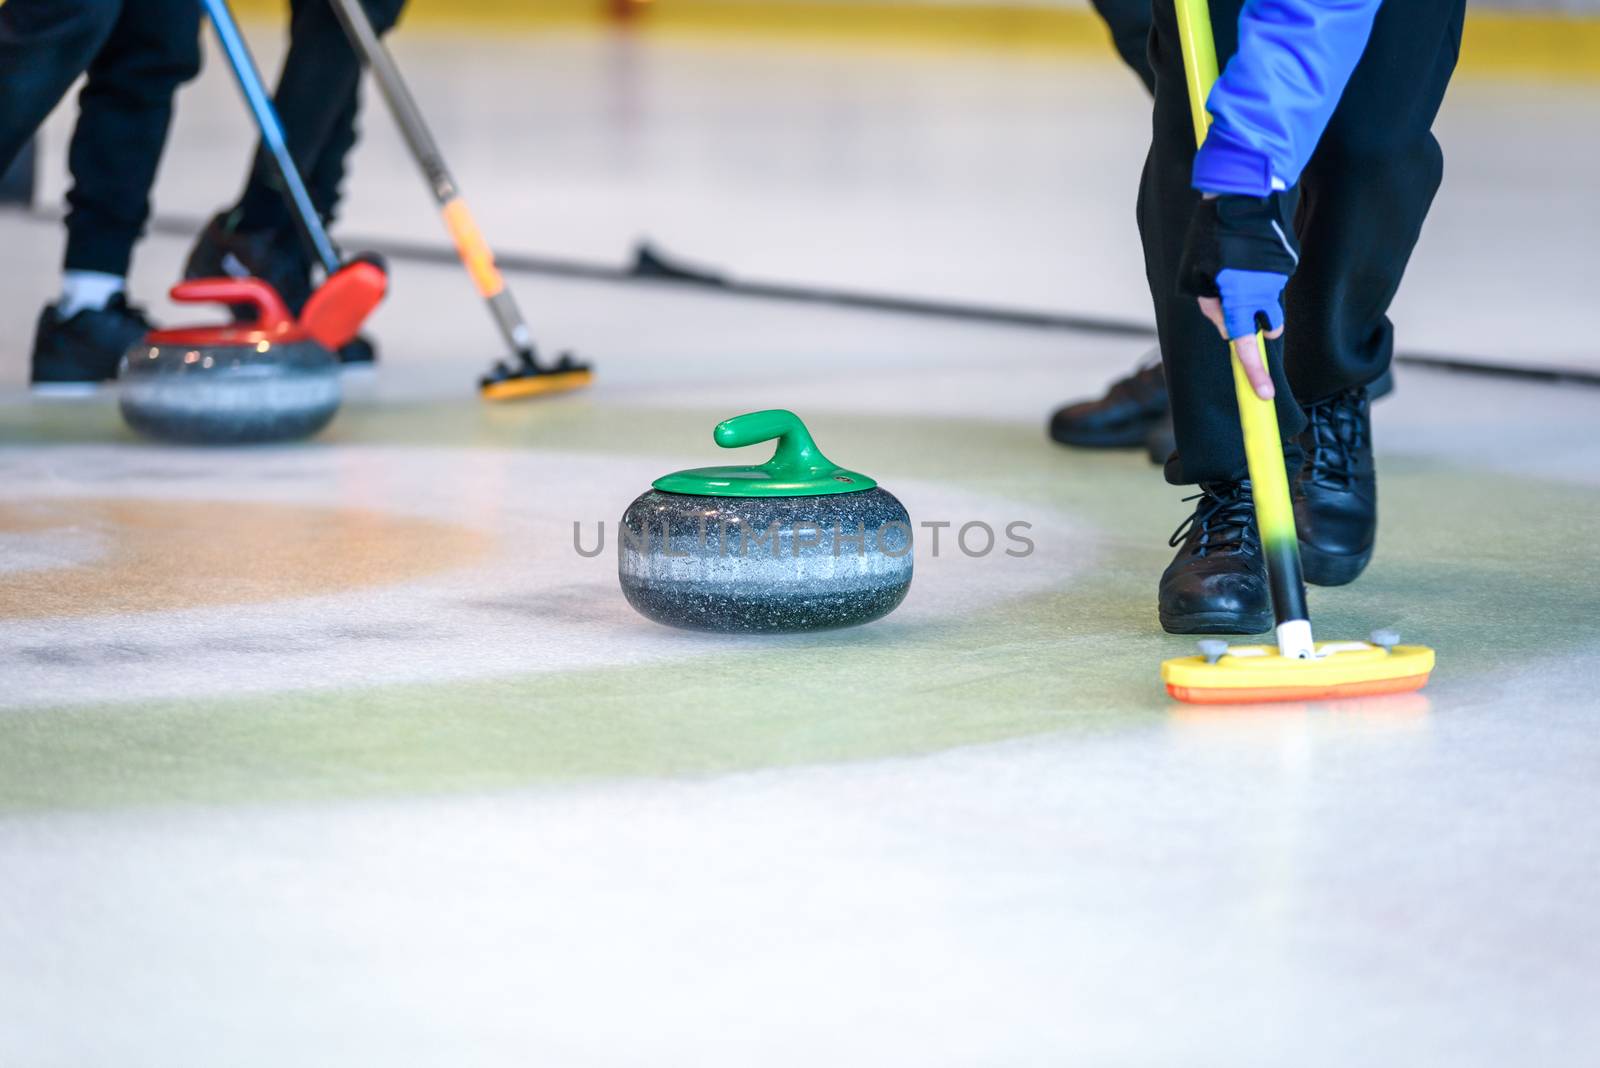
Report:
30,295,153,388
185,210,315,316
1159,481,1273,635
1049,351,1167,448
1295,386,1376,586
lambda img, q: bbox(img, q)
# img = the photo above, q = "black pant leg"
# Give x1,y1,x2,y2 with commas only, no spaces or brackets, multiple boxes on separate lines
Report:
307,0,407,223
63,0,201,274
1282,0,1466,402
1089,0,1155,93
234,0,408,233
307,91,360,226
0,0,121,173
1138,0,1302,485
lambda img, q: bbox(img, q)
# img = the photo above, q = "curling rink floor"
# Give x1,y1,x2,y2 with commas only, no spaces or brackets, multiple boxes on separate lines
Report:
4,25,1600,1065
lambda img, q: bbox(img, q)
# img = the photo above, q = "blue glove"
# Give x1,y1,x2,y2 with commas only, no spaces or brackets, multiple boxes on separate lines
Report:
1178,192,1299,340
1214,267,1286,340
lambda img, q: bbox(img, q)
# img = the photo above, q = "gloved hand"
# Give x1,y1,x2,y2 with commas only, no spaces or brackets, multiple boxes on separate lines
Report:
1178,192,1299,400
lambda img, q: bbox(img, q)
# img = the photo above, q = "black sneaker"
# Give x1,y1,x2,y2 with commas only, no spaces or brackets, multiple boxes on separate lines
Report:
1049,351,1167,448
1159,481,1274,634
30,295,153,388
1295,386,1376,586
185,210,314,317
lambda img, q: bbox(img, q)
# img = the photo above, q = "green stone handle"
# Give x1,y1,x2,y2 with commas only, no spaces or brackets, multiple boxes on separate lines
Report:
713,409,834,479
651,409,873,496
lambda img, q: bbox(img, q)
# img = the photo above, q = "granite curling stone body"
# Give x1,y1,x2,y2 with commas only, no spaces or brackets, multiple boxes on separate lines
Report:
119,277,341,445
620,409,912,632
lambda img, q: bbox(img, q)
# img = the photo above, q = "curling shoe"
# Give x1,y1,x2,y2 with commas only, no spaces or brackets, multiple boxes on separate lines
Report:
1159,480,1273,635
1295,386,1376,587
185,211,313,316
1049,350,1167,448
30,295,152,388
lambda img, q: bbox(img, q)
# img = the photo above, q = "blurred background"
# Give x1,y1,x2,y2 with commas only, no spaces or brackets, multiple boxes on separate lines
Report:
8,0,1599,372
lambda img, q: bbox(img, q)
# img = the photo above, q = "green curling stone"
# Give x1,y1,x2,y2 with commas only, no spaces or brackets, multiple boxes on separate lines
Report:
619,409,913,633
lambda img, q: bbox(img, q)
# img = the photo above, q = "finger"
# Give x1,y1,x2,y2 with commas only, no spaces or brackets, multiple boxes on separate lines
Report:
1197,296,1227,339
1231,332,1276,400
1259,304,1286,341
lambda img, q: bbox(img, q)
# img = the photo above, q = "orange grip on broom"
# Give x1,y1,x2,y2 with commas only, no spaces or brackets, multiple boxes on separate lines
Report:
441,197,506,300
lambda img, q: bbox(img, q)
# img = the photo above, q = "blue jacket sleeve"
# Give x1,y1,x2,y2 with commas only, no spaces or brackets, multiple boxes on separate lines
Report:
1191,0,1383,197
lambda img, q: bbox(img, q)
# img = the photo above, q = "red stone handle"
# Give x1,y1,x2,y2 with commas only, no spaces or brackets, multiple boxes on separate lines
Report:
169,277,293,332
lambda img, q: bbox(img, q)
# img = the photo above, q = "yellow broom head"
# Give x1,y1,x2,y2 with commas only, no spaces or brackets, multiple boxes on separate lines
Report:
479,367,593,402
1163,634,1434,705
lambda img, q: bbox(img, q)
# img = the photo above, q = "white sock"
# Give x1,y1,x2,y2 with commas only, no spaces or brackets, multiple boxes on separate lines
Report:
56,271,126,318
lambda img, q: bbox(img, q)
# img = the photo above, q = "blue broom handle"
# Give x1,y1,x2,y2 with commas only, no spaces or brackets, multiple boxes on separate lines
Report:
200,0,342,275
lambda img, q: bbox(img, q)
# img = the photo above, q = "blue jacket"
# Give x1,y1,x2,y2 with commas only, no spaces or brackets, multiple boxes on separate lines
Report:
1192,0,1383,197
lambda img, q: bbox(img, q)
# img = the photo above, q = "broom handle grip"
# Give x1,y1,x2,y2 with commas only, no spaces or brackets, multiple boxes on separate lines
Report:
1174,0,1312,652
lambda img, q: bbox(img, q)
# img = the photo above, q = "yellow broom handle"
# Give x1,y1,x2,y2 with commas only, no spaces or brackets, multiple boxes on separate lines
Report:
1173,0,1310,643
1175,0,1220,149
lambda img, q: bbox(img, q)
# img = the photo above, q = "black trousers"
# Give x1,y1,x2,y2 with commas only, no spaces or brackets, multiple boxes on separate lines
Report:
232,0,407,237
1090,0,1155,93
0,0,201,275
1138,0,1465,484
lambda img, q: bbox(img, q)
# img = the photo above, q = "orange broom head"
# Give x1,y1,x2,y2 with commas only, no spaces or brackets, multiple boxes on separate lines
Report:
479,366,593,402
1162,639,1434,705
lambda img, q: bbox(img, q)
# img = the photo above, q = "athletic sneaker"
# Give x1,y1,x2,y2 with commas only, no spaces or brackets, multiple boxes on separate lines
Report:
1295,386,1376,586
1159,480,1274,635
30,295,152,387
